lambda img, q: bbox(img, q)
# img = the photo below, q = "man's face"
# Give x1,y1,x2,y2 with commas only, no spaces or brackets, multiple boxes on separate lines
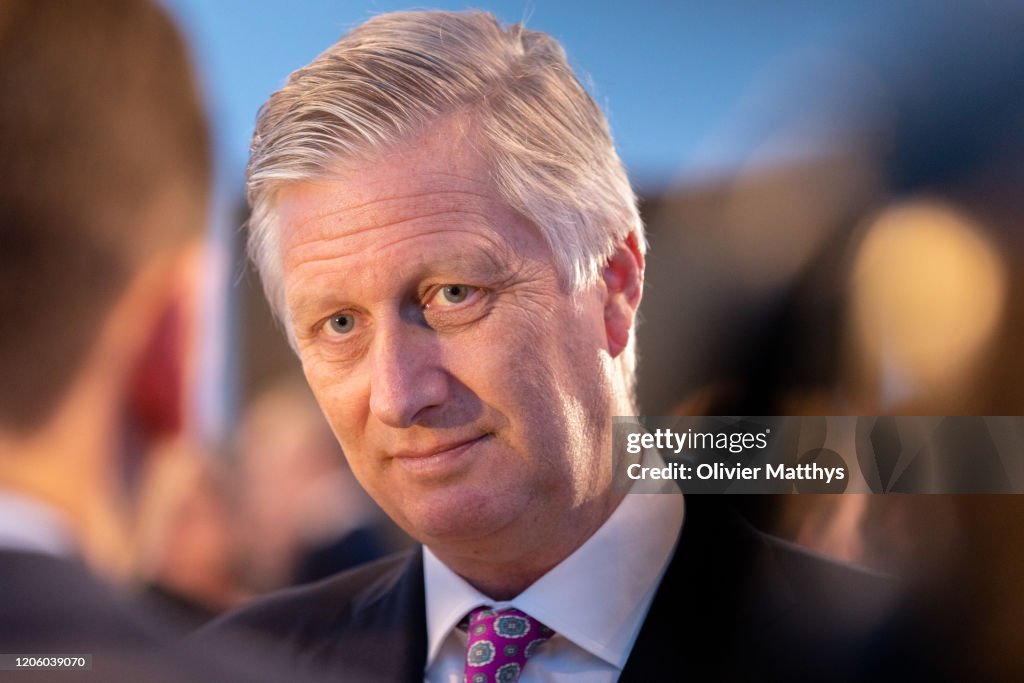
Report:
275,125,621,557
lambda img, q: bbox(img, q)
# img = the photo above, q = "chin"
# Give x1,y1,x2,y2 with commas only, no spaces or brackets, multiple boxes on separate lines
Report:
398,486,522,545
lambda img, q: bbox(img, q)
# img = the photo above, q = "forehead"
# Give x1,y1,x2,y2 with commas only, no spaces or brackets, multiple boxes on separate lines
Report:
274,131,540,270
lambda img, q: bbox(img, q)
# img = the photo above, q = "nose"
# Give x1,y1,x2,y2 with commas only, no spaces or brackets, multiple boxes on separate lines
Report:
368,318,448,428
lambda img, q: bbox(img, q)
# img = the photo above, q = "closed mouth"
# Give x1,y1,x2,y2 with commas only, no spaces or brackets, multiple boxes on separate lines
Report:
391,434,489,460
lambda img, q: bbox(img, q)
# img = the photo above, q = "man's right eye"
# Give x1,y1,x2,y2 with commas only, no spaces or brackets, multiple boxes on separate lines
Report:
325,313,356,336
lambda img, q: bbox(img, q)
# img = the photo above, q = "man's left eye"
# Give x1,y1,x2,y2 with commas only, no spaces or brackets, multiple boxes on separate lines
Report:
430,284,477,306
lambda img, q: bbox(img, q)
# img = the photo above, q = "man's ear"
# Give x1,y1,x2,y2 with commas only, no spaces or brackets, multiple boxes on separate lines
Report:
602,232,645,358
127,298,186,438
122,242,204,443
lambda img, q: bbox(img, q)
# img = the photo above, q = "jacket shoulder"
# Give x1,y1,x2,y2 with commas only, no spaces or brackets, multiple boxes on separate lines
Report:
742,529,903,681
204,550,416,642
629,497,902,682
198,550,426,682
761,532,898,625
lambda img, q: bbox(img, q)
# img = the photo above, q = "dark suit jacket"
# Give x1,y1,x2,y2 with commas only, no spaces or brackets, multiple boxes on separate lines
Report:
205,496,899,682
0,550,328,682
0,551,171,682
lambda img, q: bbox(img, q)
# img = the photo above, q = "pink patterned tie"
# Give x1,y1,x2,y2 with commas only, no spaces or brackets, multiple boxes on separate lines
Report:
463,607,554,683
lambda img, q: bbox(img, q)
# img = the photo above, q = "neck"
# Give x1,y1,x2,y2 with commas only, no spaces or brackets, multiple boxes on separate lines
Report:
0,372,131,578
430,489,626,600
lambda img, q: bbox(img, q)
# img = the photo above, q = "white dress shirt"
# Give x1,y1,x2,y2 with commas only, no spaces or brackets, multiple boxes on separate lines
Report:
423,453,684,683
0,488,77,556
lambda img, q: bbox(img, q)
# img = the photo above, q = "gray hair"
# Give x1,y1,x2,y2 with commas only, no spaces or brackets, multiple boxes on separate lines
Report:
247,9,645,401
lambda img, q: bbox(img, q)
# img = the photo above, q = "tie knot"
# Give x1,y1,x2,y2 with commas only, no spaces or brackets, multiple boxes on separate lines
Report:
464,607,554,683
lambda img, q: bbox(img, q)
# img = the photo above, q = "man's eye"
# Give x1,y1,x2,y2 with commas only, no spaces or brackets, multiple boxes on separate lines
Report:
325,313,356,335
430,284,477,306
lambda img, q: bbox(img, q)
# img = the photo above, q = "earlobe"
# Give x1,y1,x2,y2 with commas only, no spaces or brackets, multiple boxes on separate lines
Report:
602,232,645,358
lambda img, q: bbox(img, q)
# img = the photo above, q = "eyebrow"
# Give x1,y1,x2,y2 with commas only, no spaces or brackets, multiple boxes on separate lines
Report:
286,239,521,325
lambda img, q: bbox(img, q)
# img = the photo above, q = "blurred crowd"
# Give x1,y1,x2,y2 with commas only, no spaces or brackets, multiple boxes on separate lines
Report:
637,2,1024,677
132,376,404,633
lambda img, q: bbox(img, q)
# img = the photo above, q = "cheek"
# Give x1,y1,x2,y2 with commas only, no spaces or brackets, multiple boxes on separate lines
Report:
300,358,370,448
462,307,595,452
530,305,614,448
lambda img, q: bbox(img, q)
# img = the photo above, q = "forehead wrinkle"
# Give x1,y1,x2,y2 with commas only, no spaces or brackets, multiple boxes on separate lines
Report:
281,186,505,250
284,206,507,271
288,225,517,284
368,226,522,278
285,228,523,323
281,157,496,223
293,185,496,229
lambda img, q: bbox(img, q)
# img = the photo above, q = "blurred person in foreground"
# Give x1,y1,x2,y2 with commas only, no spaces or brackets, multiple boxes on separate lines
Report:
0,2,322,680
207,10,898,682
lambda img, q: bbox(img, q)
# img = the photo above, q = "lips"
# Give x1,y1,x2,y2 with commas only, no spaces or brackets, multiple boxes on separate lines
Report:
389,434,490,478
391,434,488,460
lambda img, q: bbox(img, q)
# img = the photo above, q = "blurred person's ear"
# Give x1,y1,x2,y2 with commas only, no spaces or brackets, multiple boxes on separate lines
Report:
602,232,645,358
116,239,207,447
125,277,189,441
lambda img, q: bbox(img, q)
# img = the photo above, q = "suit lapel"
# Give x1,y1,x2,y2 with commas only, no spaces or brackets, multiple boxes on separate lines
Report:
324,548,427,683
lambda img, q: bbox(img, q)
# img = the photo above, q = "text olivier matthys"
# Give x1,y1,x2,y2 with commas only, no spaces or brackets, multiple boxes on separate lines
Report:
624,429,847,484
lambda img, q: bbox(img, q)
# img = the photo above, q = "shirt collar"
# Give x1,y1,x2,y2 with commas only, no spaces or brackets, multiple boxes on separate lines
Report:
423,449,684,669
0,489,78,557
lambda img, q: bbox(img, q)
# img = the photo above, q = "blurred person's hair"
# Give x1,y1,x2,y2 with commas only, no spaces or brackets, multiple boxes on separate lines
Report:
245,10,645,403
0,0,211,431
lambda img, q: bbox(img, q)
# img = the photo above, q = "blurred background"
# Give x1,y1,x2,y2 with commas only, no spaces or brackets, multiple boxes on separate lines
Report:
121,0,1024,676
